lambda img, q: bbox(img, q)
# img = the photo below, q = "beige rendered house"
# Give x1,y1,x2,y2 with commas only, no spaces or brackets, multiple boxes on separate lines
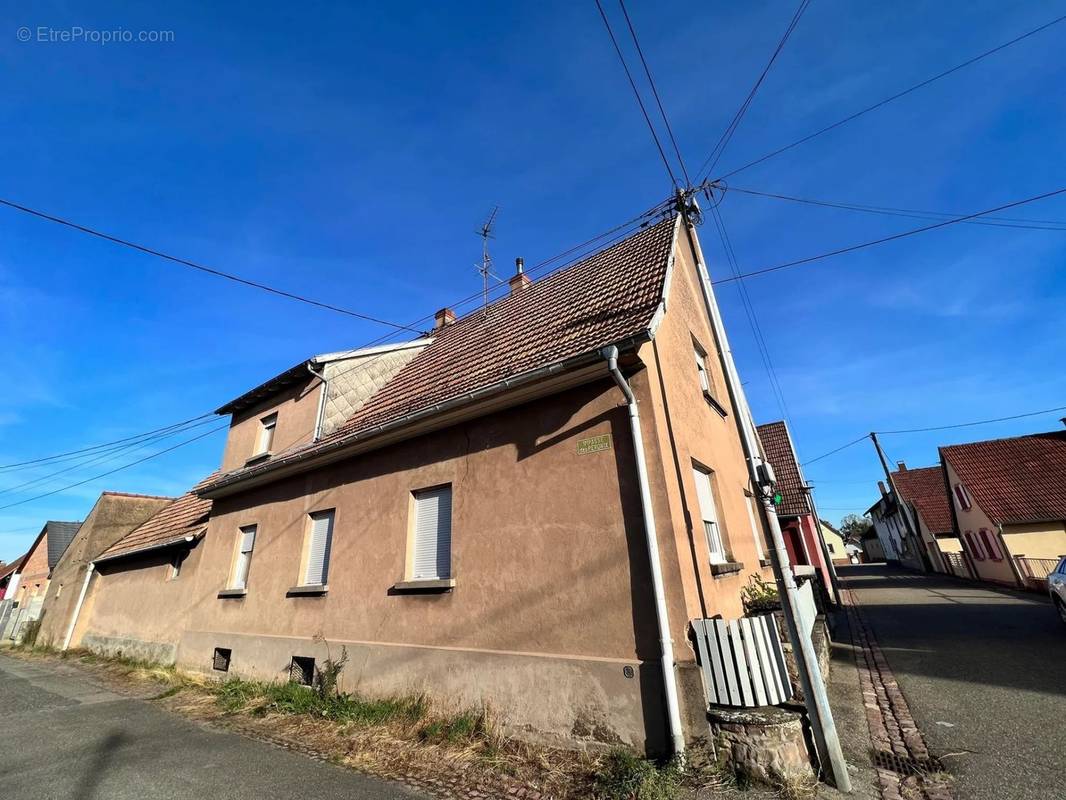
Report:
69,213,780,754
941,431,1066,589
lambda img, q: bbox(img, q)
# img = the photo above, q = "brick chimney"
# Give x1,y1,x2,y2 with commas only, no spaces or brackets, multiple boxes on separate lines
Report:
896,460,907,472
433,307,455,329
508,257,531,295
878,480,888,497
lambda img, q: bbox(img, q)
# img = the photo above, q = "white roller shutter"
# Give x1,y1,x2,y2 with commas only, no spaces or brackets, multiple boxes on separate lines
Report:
692,467,726,564
304,510,334,586
412,486,452,579
232,525,256,589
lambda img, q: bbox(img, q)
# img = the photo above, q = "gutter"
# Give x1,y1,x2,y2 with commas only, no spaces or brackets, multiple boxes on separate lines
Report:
601,345,685,758
200,332,653,499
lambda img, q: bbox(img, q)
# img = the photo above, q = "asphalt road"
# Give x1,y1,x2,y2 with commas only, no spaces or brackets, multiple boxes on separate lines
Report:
839,564,1066,800
0,653,423,800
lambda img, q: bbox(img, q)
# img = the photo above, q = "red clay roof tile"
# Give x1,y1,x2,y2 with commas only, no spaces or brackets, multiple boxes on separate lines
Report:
97,485,213,561
940,432,1066,525
890,466,953,534
756,421,810,518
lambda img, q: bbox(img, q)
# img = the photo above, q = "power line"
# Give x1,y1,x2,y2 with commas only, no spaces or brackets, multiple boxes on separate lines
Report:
0,424,228,512
801,435,868,466
592,0,680,187
711,186,1066,285
0,412,216,472
878,404,1066,434
800,403,1066,467
0,197,424,334
695,0,812,181
616,0,691,186
708,203,794,429
0,417,221,497
727,185,1066,231
716,13,1066,180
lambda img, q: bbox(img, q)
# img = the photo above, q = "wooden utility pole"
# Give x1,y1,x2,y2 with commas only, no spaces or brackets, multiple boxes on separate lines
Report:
870,433,930,570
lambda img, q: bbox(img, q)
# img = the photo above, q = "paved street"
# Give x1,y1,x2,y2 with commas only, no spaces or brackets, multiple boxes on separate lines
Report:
0,654,422,800
839,564,1066,800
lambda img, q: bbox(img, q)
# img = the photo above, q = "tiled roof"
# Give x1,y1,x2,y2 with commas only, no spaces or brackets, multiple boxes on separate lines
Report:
45,521,82,570
756,421,810,518
96,490,212,562
200,214,680,493
891,466,953,534
0,558,22,581
941,431,1066,525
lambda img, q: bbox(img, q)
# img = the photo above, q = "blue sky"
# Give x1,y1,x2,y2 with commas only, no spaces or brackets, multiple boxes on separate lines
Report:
1,1,1064,561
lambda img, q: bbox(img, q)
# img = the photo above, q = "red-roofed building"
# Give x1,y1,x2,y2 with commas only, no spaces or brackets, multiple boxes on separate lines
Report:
755,420,838,601
940,431,1066,588
66,214,797,755
886,464,965,577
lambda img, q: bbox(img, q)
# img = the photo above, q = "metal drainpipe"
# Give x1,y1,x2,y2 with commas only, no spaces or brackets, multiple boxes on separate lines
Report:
679,211,851,791
308,363,328,441
62,563,94,651
601,345,686,758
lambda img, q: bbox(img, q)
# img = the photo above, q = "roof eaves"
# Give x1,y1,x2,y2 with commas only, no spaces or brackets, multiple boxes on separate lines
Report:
94,528,206,565
198,330,654,499
646,216,682,339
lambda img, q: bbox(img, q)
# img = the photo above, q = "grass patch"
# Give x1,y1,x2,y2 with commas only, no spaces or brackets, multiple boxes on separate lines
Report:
213,677,432,728
592,748,685,800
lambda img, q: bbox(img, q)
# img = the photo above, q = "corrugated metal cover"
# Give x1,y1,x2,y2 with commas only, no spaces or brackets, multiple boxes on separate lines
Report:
412,487,451,579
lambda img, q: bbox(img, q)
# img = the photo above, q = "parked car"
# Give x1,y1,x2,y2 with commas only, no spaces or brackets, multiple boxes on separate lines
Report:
1049,556,1066,626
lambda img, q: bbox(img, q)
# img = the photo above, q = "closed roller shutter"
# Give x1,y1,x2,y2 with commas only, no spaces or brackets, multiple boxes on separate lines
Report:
412,487,452,579
304,510,334,585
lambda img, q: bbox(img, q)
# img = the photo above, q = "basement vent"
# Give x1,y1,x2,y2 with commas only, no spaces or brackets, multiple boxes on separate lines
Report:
289,655,315,686
212,647,232,672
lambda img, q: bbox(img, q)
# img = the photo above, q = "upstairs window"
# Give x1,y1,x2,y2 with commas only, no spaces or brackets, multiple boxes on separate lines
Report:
692,466,727,565
255,413,277,456
953,483,972,511
965,531,984,561
231,525,256,590
411,486,453,580
303,510,335,586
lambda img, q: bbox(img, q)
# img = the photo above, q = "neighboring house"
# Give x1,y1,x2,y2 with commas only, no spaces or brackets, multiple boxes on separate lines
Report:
818,520,852,565
867,482,919,568
755,421,837,599
889,464,960,577
1,521,81,640
35,491,173,648
0,558,22,600
68,489,212,664
941,431,1066,589
77,214,779,754
859,529,885,563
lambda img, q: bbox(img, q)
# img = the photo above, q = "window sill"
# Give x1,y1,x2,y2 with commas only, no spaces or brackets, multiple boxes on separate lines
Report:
759,558,772,569
703,391,728,418
245,452,273,466
217,588,247,599
286,584,328,597
391,578,456,594
710,561,744,578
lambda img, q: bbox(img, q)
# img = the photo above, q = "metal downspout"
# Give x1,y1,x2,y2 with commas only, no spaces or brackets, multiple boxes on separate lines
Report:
679,211,851,791
62,563,94,651
601,345,686,758
308,363,328,441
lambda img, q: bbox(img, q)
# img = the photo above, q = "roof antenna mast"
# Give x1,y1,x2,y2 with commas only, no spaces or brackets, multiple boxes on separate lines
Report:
476,206,499,311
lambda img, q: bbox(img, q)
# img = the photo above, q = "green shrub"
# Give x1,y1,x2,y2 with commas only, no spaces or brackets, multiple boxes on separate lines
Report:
593,749,683,800
741,574,780,614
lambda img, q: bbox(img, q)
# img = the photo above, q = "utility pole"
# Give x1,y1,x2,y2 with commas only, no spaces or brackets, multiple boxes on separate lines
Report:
870,433,928,568
680,195,851,792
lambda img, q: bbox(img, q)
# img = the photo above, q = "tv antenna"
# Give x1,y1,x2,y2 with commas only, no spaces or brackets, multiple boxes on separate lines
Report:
476,206,500,311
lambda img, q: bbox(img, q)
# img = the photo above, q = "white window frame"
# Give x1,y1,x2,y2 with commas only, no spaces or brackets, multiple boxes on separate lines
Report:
231,525,256,590
255,412,278,456
411,485,453,580
303,509,335,586
692,466,727,565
